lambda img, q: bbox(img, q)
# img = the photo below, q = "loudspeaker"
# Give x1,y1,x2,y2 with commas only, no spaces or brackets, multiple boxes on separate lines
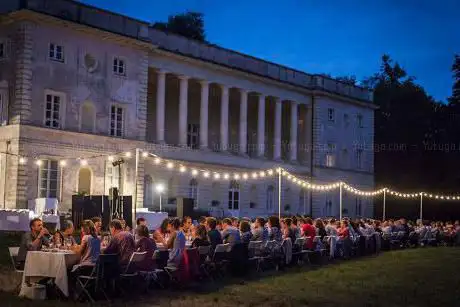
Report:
176,197,194,219
71,195,109,229
121,196,133,229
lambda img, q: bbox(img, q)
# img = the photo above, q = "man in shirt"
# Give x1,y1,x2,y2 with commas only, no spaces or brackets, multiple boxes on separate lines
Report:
221,218,241,246
104,219,135,269
17,218,50,267
206,217,222,250
57,220,77,246
252,217,268,242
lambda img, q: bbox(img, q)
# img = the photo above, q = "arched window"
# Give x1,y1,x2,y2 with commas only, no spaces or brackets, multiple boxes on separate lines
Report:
78,167,92,195
324,196,333,217
80,102,95,133
144,175,154,207
266,185,274,212
189,178,199,208
228,180,240,210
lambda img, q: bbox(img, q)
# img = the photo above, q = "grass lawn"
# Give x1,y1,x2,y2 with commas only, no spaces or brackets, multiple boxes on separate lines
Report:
1,232,459,306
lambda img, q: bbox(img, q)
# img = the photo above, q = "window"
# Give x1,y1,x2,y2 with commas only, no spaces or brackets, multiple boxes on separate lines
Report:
44,93,62,129
266,185,275,212
38,160,58,198
324,198,332,216
49,43,64,62
298,190,305,215
355,198,362,217
357,113,363,128
113,57,126,76
110,106,124,137
144,175,154,207
187,123,200,149
0,91,7,125
106,164,122,194
327,108,335,122
325,143,336,167
228,180,240,210
343,113,349,127
341,149,349,168
0,41,5,59
249,184,257,209
189,179,199,208
356,149,363,169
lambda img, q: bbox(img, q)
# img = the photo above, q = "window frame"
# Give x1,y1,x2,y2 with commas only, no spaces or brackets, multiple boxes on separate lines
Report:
187,123,200,149
43,90,66,129
0,89,7,126
356,148,363,169
112,56,127,76
357,113,364,128
327,108,335,123
228,180,240,210
38,159,59,198
0,39,9,60
188,179,199,209
109,104,125,137
48,43,65,63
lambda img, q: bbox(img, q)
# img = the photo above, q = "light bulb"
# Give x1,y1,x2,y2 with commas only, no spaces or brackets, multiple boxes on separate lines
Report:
214,173,220,179
224,173,229,179
59,160,67,167
125,152,132,158
35,160,43,166
191,169,198,176
154,158,161,164
80,159,88,166
179,166,186,172
108,156,114,162
166,162,174,169
19,157,27,164
203,172,210,178
142,152,149,158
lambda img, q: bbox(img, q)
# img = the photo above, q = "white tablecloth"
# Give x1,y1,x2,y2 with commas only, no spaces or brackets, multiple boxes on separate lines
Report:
20,251,80,297
135,211,168,230
0,209,34,231
28,198,58,216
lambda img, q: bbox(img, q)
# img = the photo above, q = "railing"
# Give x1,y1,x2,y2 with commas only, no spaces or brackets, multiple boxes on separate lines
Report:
2,0,373,102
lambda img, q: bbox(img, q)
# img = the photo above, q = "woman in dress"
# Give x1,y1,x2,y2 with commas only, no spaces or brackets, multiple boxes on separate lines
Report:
167,218,186,268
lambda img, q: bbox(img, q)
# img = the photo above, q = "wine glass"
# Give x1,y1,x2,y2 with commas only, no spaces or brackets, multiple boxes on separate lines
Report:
55,237,62,249
65,238,72,250
49,241,54,250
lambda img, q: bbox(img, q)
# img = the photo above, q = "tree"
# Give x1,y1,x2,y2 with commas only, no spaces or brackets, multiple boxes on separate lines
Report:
449,54,460,105
152,12,206,42
336,75,357,85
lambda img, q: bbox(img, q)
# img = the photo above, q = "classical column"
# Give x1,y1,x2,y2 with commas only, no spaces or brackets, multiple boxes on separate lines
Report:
274,98,282,160
220,85,229,151
239,89,248,155
156,70,166,143
257,94,266,157
178,75,189,146
199,80,209,150
290,101,298,162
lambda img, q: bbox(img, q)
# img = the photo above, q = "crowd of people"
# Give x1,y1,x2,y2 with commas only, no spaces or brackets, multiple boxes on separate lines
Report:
15,215,460,299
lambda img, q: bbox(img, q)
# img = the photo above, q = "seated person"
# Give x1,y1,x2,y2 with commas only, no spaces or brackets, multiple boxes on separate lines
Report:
104,219,135,270
206,217,222,250
17,218,50,268
167,218,186,268
191,225,210,248
239,220,252,245
135,224,157,270
56,220,77,246
252,217,268,242
153,218,169,245
221,218,241,246
91,216,103,236
72,220,101,267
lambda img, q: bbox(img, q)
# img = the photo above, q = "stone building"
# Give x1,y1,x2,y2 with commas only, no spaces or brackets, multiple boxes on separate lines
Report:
0,0,376,218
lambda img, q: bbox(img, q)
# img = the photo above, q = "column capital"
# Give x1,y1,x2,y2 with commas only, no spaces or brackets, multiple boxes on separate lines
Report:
220,84,230,91
157,68,168,75
178,74,189,81
199,80,210,86
239,88,249,95
274,97,282,104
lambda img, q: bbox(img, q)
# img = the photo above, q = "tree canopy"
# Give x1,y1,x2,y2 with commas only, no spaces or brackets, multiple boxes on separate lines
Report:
152,11,206,42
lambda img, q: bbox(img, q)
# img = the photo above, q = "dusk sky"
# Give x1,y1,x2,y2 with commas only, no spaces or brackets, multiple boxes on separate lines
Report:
82,0,460,102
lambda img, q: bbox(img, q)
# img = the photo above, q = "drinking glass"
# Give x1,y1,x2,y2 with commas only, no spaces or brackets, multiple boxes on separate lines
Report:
55,237,61,249
49,241,54,250
65,238,72,250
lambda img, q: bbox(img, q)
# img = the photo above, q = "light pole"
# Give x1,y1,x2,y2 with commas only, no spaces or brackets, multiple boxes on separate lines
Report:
156,184,165,212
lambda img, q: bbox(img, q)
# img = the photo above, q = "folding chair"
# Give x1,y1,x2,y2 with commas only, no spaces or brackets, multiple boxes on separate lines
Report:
8,247,23,292
248,241,264,271
292,237,306,265
197,245,211,279
210,243,230,278
120,252,147,294
76,254,119,303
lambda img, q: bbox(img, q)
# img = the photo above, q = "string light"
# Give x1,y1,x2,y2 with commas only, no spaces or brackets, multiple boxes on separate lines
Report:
6,148,460,201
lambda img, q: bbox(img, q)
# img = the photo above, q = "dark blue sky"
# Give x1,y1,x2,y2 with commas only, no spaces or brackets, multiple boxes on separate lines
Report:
82,0,460,102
